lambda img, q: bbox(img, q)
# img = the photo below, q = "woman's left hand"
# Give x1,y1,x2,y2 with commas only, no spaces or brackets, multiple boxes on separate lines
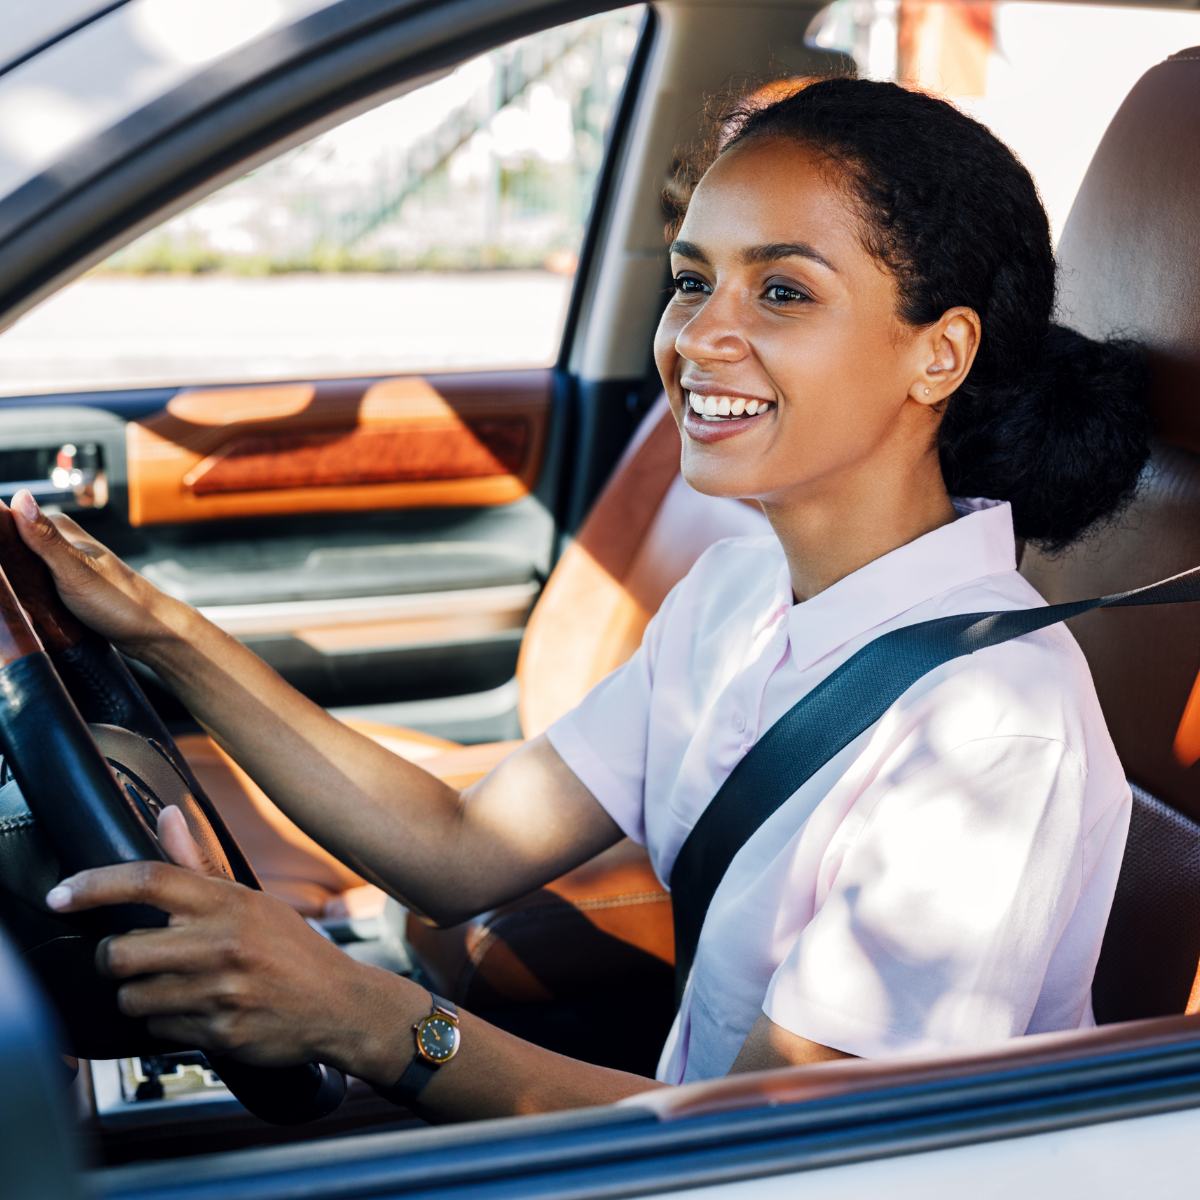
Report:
45,807,405,1079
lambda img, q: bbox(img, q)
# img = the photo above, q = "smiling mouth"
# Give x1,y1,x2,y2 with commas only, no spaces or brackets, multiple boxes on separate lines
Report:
685,391,776,421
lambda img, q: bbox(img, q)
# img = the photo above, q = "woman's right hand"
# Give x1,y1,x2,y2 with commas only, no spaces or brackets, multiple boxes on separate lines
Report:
8,489,187,657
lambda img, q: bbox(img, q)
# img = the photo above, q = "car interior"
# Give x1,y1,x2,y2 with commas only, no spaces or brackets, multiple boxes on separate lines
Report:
2,0,1200,1184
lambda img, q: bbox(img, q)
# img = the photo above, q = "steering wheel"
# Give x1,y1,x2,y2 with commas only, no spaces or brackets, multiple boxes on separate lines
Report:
0,512,345,1126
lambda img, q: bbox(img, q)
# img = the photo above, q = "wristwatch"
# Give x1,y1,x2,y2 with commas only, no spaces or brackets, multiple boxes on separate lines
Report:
374,992,461,1107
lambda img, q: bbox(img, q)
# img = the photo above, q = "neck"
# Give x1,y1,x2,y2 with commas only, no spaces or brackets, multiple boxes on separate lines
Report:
762,448,957,604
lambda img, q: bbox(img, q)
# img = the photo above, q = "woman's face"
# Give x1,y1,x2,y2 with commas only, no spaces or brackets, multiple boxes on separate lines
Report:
655,137,941,504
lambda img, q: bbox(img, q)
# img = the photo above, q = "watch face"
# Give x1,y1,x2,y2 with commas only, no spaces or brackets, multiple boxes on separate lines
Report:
418,1016,459,1062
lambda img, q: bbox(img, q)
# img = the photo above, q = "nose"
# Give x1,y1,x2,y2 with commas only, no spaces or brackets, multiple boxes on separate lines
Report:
673,283,749,366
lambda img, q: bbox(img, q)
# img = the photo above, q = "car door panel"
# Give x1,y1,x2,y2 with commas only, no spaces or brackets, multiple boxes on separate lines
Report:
0,369,557,716
125,368,552,524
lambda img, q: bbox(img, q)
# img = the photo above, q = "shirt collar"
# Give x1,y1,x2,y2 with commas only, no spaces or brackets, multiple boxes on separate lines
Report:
785,497,1018,673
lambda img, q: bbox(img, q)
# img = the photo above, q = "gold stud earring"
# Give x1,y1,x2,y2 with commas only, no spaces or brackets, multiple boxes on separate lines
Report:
925,388,931,395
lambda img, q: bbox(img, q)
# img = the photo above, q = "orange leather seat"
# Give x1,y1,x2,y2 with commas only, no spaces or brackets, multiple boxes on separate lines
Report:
182,394,770,1009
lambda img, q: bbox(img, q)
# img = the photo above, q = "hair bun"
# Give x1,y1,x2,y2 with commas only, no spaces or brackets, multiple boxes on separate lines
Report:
939,325,1151,549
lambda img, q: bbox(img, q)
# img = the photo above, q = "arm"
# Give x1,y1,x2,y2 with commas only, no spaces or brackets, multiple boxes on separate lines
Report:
11,493,621,923
18,493,848,1112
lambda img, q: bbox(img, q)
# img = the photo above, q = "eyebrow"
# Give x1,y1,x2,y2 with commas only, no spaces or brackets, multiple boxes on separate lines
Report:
743,242,836,272
669,239,709,264
668,239,836,272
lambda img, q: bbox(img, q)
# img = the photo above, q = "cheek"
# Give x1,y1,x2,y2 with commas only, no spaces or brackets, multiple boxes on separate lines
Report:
765,316,905,426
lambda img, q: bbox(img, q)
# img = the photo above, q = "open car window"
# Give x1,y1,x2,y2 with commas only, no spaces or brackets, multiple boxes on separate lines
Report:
0,9,644,394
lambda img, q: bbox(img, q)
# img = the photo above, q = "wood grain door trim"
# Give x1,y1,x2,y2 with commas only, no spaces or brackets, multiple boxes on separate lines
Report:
127,369,553,526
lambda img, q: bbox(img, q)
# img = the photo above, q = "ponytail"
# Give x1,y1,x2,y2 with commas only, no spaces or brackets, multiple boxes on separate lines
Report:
939,325,1150,550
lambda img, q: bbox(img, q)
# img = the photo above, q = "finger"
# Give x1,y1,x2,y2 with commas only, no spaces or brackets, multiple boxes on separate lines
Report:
46,859,232,918
116,972,235,1019
95,925,230,980
158,806,221,877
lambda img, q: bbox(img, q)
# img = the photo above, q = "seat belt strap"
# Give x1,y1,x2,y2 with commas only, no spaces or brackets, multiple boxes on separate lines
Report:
668,563,1200,1008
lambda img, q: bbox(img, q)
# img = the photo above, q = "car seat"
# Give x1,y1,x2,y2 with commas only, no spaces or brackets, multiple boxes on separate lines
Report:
1021,47,1200,1022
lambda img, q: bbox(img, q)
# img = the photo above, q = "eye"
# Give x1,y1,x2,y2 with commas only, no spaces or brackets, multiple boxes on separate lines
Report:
672,273,710,297
763,280,812,305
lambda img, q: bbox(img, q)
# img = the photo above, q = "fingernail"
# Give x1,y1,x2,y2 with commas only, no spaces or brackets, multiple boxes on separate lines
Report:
46,885,72,910
13,490,38,520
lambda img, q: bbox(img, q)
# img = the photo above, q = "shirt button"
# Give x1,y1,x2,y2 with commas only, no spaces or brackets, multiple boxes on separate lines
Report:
733,712,746,733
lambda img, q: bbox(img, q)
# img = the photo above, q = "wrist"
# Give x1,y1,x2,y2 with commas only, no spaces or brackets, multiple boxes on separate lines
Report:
322,963,430,1087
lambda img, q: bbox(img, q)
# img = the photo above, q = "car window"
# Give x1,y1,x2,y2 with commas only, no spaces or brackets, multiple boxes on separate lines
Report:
809,0,1200,244
0,7,643,397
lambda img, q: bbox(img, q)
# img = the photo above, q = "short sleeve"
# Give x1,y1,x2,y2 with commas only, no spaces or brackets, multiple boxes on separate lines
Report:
763,735,1090,1057
545,586,681,846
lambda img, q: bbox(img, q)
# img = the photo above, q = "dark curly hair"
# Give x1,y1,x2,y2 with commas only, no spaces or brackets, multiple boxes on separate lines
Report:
665,76,1151,550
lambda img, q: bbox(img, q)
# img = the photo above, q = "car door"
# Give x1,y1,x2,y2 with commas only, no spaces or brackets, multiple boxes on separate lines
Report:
0,2,656,745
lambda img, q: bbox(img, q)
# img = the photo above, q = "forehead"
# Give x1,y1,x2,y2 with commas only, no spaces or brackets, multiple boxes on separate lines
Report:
678,138,864,256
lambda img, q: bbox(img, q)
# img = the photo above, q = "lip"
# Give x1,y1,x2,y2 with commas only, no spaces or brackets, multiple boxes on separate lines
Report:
682,404,772,443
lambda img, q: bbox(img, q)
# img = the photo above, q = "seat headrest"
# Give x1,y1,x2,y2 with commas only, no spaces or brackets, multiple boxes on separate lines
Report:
1056,48,1200,453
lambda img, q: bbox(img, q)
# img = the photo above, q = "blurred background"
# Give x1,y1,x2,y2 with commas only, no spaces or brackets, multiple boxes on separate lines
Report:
0,0,1196,396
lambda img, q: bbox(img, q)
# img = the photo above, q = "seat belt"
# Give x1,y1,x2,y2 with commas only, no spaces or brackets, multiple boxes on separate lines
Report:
669,563,1200,1008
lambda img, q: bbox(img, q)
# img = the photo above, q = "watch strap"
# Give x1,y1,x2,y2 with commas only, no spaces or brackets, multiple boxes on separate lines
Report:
382,1056,438,1106
373,992,459,1108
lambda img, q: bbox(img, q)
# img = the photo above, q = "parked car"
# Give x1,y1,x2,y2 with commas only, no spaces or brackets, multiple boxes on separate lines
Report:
3,0,1200,1196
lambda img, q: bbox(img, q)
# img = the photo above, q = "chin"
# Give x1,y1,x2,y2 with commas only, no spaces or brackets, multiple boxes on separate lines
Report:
679,455,760,502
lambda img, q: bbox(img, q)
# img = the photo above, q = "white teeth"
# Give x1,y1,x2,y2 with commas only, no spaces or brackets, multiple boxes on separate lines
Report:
686,393,774,420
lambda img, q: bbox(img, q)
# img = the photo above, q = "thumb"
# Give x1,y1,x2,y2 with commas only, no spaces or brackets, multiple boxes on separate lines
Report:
7,488,170,651
10,489,94,570
157,806,222,877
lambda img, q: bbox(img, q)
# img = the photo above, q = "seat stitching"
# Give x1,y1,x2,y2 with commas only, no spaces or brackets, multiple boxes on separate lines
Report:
569,890,672,911
475,888,672,918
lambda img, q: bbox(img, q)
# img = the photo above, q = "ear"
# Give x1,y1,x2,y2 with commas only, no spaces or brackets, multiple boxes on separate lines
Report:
908,306,981,406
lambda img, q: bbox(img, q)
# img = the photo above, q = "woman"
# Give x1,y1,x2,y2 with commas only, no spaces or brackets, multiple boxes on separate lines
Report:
30,77,1149,1118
